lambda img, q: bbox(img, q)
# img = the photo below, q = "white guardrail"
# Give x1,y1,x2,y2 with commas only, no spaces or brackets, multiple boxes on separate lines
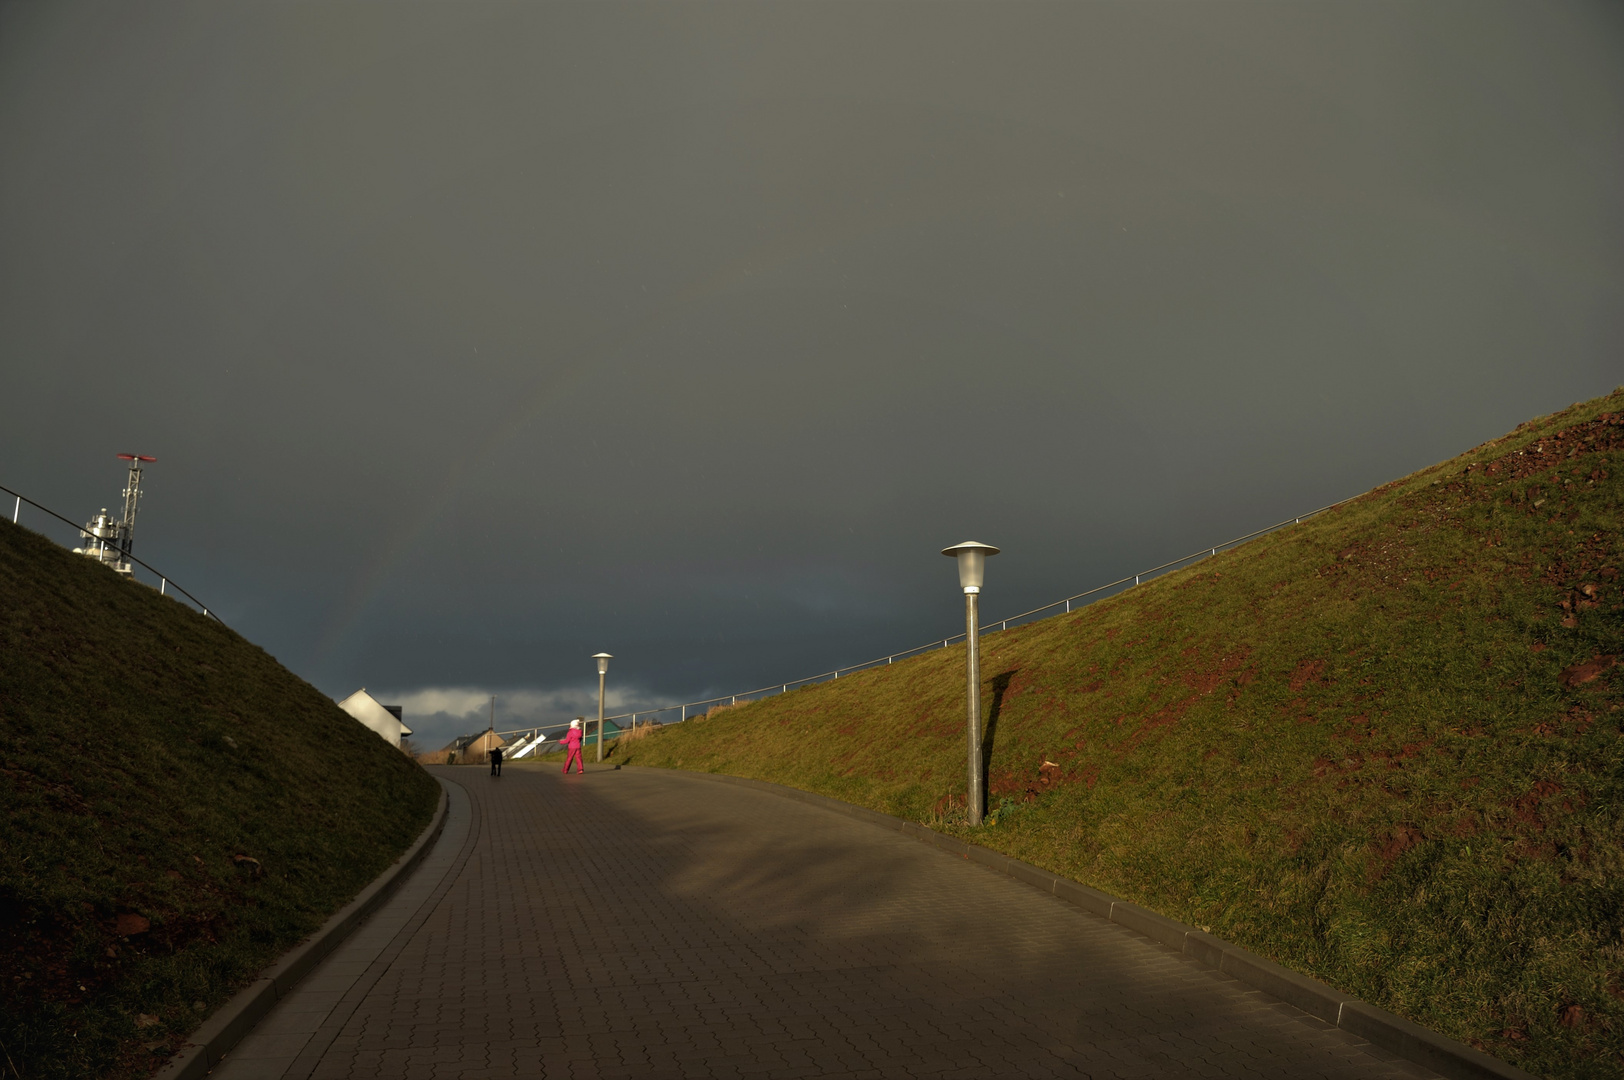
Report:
497,497,1351,744
7,476,1351,740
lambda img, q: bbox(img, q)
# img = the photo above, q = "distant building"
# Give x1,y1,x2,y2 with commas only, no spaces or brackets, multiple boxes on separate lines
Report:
427,729,506,766
336,689,412,747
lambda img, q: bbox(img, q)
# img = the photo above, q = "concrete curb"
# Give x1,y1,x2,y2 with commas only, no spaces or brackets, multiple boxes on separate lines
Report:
660,768,1538,1080
152,787,450,1080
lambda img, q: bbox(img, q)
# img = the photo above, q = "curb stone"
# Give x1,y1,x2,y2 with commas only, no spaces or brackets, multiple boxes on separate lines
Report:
151,787,450,1080
653,767,1538,1080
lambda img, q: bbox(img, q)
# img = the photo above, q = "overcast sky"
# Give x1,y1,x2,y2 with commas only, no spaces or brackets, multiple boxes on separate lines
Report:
3,1,1621,748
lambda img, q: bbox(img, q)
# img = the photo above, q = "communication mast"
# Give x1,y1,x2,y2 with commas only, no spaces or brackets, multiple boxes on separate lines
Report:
73,453,156,575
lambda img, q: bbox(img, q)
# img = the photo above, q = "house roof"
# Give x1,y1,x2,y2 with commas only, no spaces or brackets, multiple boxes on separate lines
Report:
336,688,412,736
445,730,506,752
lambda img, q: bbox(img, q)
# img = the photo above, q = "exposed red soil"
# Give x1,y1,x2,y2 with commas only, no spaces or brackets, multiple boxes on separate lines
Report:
1508,781,1566,830
1288,659,1328,693
1185,650,1250,696
116,914,150,936
1117,699,1190,753
1558,655,1618,688
1378,823,1426,862
1472,412,1624,483
1369,740,1432,770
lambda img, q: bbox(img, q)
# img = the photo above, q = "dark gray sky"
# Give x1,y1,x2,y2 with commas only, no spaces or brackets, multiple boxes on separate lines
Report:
4,1,1621,747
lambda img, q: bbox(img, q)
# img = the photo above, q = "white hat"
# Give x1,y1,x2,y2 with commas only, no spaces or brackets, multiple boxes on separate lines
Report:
569,719,580,729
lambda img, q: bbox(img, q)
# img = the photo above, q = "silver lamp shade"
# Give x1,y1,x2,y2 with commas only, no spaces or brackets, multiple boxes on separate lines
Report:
941,541,1000,593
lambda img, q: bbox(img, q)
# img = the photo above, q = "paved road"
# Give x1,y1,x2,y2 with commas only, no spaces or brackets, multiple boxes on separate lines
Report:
211,765,1436,1080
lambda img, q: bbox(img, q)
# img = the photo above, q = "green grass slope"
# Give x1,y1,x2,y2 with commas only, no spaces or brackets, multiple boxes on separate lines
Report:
620,389,1624,1079
0,522,440,1080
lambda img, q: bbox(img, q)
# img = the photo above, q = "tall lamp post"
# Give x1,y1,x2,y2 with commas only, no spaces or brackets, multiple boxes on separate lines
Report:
941,541,999,826
592,653,613,762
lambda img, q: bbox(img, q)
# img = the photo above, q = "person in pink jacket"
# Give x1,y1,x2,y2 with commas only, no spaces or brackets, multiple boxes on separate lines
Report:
560,718,585,775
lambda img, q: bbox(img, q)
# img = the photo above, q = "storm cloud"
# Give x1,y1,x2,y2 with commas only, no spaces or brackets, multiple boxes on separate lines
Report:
3,1,1621,747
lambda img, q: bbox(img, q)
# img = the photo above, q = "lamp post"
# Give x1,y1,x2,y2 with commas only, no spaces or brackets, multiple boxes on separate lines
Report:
941,541,999,826
592,653,612,762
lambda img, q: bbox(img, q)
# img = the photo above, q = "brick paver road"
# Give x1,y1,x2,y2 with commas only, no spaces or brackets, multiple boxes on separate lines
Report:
212,765,1436,1079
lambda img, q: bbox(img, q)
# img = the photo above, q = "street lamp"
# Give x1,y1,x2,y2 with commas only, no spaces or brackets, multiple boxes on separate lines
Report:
592,653,613,762
941,541,999,826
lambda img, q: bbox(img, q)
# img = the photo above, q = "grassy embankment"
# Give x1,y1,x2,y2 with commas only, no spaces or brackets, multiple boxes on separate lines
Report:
0,522,441,1080
617,389,1624,1080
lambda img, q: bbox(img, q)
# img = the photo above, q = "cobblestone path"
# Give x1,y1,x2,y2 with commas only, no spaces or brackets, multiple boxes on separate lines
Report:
211,765,1435,1079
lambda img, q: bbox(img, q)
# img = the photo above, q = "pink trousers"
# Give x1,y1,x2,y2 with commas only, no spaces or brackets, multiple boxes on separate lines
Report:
563,747,584,774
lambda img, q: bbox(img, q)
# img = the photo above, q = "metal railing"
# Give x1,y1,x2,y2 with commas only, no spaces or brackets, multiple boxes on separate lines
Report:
7,474,1348,736
536,497,1351,735
2,482,222,624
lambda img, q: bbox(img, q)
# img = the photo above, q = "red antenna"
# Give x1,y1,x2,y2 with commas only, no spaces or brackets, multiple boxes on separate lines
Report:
117,453,157,463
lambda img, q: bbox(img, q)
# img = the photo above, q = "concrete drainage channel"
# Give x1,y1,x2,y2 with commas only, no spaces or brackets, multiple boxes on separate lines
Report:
667,768,1537,1080
153,789,450,1080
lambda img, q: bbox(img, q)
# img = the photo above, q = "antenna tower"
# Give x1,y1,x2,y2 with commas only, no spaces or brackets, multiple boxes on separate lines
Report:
73,454,156,575
116,453,156,561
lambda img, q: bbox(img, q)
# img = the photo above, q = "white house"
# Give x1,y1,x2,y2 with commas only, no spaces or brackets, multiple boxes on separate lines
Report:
337,688,412,747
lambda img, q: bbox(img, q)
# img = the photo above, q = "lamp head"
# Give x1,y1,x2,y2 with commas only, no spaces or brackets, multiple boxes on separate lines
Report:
940,541,1000,593
592,652,612,675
